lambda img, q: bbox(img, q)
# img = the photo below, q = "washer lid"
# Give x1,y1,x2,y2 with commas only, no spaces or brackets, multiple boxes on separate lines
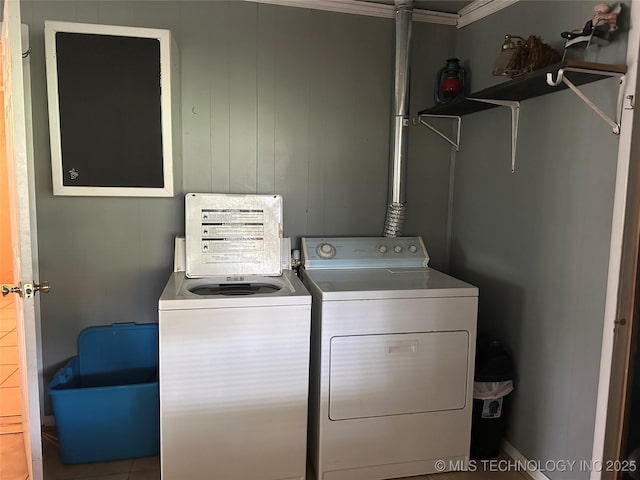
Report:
185,193,283,278
158,270,311,310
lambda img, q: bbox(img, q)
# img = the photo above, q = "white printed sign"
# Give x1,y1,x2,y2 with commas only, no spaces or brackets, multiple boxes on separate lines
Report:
185,194,283,277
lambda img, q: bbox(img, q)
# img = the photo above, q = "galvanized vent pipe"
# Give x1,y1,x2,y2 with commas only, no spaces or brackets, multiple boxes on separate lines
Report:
383,0,413,237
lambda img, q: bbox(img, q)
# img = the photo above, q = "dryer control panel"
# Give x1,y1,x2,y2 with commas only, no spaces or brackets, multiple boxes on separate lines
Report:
302,237,429,269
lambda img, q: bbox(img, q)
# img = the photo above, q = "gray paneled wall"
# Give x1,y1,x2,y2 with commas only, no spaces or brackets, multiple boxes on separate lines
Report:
451,2,628,477
19,0,625,469
406,21,461,269
21,1,453,413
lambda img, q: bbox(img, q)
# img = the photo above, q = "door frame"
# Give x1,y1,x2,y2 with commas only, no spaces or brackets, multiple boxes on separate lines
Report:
593,1,640,477
21,18,46,455
2,0,44,476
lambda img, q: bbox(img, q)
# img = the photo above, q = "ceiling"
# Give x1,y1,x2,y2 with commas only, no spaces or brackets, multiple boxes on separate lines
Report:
360,1,475,14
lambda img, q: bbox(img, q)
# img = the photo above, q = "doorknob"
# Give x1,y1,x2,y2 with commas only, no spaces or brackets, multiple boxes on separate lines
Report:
1,283,23,297
22,281,51,298
2,281,50,298
34,281,50,294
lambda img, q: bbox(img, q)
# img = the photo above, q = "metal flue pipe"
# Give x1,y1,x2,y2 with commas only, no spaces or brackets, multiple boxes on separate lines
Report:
383,0,413,237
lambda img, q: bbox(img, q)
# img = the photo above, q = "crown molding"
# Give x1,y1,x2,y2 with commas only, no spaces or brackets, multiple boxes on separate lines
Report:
245,0,518,27
414,8,459,25
250,0,394,19
457,0,520,28
247,0,458,25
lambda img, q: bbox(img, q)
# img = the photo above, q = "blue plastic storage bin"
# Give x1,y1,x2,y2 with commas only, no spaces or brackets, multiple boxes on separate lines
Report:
48,323,159,464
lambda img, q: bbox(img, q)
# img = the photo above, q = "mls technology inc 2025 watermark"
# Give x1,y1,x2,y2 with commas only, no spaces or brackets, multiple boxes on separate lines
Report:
434,458,637,474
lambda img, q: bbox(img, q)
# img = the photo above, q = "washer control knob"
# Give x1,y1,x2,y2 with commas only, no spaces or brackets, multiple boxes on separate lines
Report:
378,245,388,254
317,243,336,259
408,245,417,253
394,245,403,253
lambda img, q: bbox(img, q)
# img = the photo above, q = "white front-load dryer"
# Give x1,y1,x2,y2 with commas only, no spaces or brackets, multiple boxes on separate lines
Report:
301,237,478,480
158,194,311,480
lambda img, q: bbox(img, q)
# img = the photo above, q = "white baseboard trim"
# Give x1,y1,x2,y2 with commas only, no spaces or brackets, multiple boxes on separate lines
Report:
503,441,551,480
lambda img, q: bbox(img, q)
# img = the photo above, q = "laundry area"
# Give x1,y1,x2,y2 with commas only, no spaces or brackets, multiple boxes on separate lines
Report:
1,0,637,480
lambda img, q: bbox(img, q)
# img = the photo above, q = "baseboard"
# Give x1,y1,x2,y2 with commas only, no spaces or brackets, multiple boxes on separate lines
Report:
503,441,551,480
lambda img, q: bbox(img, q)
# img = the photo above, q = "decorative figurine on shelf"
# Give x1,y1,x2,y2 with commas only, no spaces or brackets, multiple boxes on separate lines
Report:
435,58,466,104
593,2,621,33
492,35,524,76
561,3,621,60
494,35,561,78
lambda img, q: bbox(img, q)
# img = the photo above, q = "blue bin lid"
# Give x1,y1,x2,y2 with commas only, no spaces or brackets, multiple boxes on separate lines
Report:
78,323,158,377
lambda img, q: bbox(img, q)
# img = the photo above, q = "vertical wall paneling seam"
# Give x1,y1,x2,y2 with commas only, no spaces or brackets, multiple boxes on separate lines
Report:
272,20,276,198
272,6,277,197
271,56,278,197
321,12,330,232
444,137,456,272
272,43,276,197
255,2,259,193
306,108,311,232
305,11,311,233
209,5,213,192
209,3,215,192
306,8,313,233
590,2,640,477
227,6,231,194
137,199,142,310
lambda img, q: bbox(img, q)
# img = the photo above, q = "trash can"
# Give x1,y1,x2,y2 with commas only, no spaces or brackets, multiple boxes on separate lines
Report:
470,337,514,459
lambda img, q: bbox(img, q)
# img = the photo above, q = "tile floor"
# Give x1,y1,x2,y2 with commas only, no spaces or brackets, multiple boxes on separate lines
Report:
41,443,531,480
0,295,29,480
1,294,530,480
42,431,160,480
40,436,531,480
39,453,532,480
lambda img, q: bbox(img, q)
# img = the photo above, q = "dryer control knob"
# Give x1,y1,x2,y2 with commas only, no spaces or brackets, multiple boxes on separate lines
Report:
317,243,336,259
408,245,417,253
378,245,388,254
394,245,403,253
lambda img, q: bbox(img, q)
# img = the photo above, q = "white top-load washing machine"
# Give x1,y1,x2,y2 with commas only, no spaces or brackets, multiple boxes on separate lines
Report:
301,237,478,480
158,194,311,480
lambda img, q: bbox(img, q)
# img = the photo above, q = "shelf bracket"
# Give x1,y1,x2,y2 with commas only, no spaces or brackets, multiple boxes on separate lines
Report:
415,114,461,151
467,98,520,173
546,67,625,135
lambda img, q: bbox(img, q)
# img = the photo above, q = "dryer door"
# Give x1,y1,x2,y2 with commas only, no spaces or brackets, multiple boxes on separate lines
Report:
329,331,469,420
